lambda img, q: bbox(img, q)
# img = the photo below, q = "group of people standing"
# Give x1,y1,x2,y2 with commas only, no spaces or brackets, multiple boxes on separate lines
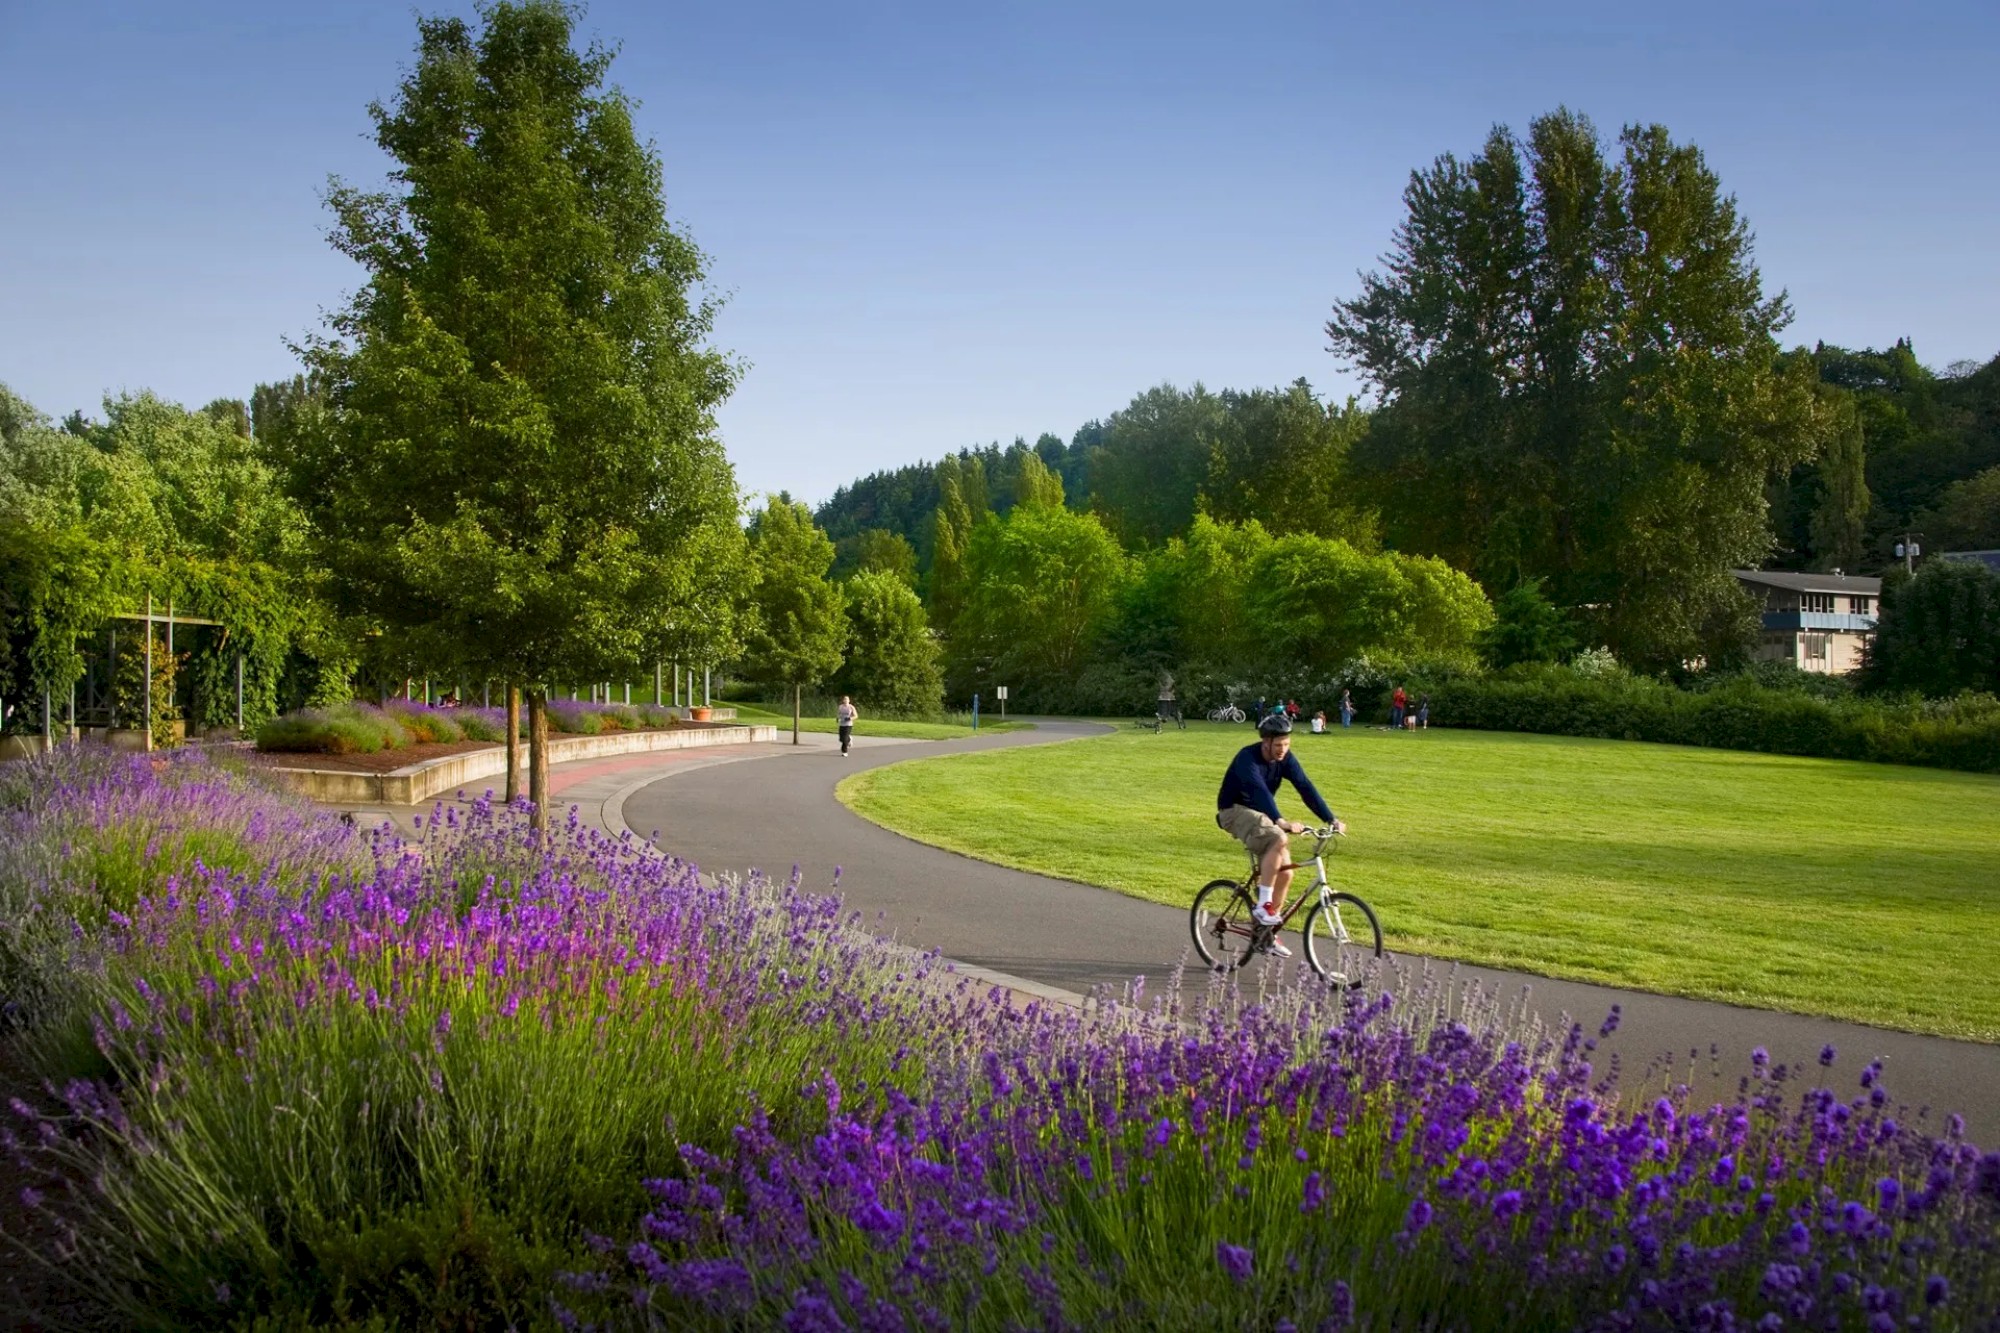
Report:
1251,687,1430,733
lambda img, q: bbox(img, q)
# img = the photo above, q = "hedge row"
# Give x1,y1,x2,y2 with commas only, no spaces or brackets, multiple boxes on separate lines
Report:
1425,669,2000,774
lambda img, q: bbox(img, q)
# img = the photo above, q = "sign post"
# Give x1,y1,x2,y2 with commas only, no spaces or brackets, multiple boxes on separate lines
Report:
971,693,979,732
996,685,1008,718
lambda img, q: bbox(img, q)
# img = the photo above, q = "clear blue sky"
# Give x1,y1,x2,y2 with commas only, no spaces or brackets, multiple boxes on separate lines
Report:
3,0,1996,504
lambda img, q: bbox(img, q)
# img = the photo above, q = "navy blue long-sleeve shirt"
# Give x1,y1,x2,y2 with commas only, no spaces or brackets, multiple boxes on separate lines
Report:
1216,742,1336,824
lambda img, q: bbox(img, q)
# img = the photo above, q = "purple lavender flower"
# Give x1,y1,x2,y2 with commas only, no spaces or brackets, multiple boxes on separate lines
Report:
1215,1241,1253,1283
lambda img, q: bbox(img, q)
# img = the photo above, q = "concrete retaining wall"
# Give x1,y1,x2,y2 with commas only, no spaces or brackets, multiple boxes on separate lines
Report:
264,723,778,805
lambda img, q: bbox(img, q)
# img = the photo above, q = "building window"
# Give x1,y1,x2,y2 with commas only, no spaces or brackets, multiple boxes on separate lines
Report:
1803,634,1829,662
1803,592,1836,614
1849,596,1871,615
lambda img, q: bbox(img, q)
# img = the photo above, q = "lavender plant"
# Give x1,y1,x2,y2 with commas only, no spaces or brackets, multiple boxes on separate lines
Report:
1,750,1994,1330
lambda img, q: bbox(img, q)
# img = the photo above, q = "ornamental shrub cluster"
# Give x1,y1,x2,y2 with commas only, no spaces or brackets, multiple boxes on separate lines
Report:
1,748,1995,1329
255,699,684,754
1420,665,2000,774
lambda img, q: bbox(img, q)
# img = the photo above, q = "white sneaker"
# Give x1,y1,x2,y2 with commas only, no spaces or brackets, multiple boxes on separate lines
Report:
1251,906,1284,927
1258,935,1293,959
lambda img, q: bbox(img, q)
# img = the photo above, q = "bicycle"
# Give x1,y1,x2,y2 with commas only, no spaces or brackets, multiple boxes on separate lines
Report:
1189,826,1383,985
1207,704,1246,724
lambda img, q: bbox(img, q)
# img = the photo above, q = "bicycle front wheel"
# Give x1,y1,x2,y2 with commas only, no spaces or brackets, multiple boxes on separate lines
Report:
1191,879,1261,972
1303,893,1383,987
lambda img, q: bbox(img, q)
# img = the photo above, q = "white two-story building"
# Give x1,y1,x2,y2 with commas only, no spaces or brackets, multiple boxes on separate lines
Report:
1732,569,1881,674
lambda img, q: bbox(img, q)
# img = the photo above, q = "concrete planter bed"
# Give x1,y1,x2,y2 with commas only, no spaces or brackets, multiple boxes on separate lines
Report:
262,721,778,805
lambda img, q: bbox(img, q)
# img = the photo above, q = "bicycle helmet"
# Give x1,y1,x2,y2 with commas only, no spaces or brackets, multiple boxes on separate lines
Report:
1257,712,1293,737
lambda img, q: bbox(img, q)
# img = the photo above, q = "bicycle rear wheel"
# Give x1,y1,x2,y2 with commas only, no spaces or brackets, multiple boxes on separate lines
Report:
1190,878,1261,972
1302,892,1383,987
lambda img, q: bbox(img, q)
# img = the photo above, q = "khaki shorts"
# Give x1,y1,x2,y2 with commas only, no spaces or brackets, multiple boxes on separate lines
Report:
1217,805,1286,858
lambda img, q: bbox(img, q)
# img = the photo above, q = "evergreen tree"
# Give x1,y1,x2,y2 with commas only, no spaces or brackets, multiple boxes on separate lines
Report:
1328,109,1820,669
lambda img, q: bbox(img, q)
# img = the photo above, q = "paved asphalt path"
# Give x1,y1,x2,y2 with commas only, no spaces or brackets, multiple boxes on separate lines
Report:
614,718,2000,1145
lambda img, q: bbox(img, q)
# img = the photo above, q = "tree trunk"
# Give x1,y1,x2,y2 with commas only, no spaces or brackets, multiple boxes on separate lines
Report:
793,683,802,745
504,684,521,804
528,688,550,840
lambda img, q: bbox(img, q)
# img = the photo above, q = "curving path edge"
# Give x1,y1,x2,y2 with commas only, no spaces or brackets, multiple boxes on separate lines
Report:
606,718,2000,1146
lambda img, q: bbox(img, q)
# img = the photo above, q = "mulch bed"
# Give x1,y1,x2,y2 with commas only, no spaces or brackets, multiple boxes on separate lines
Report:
247,721,740,774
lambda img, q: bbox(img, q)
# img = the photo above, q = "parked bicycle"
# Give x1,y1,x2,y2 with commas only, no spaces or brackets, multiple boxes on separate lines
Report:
1189,826,1382,985
1207,704,1246,723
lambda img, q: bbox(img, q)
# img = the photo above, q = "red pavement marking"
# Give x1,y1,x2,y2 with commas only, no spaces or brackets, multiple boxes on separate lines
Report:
544,747,734,797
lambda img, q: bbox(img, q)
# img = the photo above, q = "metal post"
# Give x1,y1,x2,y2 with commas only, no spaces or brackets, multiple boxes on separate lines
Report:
673,664,681,708
703,666,710,707
108,624,117,728
144,592,154,752
68,679,76,745
484,681,491,708
166,600,174,735
235,654,243,731
624,681,630,705
655,662,663,705
424,678,431,705
43,690,52,748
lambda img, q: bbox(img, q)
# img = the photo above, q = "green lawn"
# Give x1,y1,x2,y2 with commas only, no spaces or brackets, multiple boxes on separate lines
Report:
732,704,1027,741
839,722,2000,1040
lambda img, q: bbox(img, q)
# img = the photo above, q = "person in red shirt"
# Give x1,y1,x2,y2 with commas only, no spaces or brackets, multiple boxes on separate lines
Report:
1390,685,1408,728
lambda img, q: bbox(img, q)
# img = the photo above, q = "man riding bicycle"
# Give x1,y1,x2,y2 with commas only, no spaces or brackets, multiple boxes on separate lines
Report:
1215,713,1346,958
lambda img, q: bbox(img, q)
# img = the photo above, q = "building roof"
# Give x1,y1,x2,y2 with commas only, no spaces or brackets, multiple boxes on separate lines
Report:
1941,550,2000,573
1732,569,1882,595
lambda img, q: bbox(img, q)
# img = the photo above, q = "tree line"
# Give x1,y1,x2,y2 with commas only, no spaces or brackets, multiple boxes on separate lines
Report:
814,109,1999,694
11,29,1999,769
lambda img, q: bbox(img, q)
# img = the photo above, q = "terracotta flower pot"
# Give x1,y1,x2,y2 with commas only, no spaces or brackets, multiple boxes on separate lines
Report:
689,706,712,722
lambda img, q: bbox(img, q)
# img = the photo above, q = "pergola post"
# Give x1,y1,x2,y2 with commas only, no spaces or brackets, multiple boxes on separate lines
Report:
235,654,244,731
108,624,118,728
654,662,662,706
703,666,710,707
42,690,52,748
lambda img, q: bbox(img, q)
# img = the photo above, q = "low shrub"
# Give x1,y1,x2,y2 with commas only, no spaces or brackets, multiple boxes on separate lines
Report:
456,708,508,743
546,701,605,734
255,704,409,755
383,701,466,744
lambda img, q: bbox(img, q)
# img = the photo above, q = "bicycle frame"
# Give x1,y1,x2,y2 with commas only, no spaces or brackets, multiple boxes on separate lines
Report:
1227,829,1342,937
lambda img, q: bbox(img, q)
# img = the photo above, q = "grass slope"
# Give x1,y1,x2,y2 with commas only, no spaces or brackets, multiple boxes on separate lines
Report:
732,704,1026,740
840,722,2000,1040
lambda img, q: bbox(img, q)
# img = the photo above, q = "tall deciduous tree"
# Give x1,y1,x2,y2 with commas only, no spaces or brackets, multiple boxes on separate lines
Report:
1328,108,1821,668
1009,451,1066,511
1086,384,1225,548
950,505,1128,701
925,455,983,632
741,497,847,743
1201,380,1376,544
835,570,943,714
839,528,919,588
288,1,740,826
